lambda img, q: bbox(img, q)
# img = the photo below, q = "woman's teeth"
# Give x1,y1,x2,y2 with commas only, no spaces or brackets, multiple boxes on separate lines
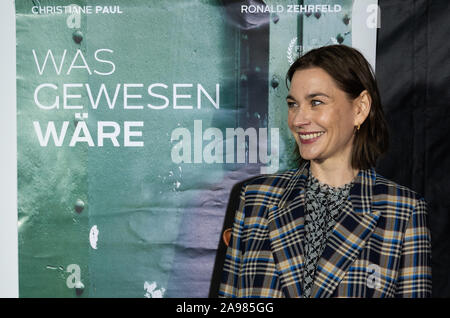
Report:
300,132,325,140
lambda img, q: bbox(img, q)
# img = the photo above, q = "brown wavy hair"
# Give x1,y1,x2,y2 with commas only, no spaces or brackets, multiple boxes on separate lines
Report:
286,45,389,170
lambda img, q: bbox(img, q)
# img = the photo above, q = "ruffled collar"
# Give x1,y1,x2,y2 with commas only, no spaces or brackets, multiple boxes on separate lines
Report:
307,168,355,196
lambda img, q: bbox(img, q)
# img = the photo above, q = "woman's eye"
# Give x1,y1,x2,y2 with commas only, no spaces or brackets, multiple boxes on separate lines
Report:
311,99,323,107
287,101,297,108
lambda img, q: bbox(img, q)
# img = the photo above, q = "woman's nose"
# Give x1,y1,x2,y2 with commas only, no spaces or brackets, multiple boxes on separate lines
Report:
292,107,311,127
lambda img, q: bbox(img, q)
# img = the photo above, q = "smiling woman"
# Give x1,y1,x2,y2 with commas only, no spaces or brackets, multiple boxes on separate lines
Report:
285,45,389,178
219,45,432,298
286,67,366,186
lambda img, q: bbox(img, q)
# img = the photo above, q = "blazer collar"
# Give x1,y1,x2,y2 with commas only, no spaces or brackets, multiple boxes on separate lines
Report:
267,162,381,298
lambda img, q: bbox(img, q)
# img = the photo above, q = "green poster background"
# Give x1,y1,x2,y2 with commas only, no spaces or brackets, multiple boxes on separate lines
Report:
16,0,357,297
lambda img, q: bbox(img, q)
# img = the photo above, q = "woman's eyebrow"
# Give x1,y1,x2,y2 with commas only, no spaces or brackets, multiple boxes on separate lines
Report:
306,92,330,99
286,94,296,101
286,92,330,101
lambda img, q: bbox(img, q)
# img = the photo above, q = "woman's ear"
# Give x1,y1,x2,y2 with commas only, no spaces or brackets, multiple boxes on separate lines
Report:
354,90,371,126
222,228,232,247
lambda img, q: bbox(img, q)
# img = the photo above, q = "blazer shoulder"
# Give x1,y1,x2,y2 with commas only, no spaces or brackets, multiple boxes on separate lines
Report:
237,169,298,205
373,172,426,209
242,169,297,189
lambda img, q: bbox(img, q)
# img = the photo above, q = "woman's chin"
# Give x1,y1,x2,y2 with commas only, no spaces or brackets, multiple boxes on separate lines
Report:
299,151,319,161
300,154,311,161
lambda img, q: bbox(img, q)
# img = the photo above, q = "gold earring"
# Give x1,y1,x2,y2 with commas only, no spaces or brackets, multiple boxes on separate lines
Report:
355,124,360,131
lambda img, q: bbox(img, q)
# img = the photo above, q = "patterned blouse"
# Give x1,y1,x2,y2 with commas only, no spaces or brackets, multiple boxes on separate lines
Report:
302,169,354,298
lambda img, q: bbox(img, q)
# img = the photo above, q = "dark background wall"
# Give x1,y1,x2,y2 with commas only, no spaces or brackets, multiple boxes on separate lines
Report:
376,0,449,297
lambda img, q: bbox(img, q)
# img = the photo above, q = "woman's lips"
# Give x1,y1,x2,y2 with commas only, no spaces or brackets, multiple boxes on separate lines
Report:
298,131,325,144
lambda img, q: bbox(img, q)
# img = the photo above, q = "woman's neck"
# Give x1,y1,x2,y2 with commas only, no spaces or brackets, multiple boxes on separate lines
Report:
309,159,359,188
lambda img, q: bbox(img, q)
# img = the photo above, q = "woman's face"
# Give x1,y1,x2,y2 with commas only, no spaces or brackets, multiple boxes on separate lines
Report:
287,67,361,166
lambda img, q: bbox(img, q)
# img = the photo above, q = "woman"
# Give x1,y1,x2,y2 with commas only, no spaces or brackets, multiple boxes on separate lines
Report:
219,45,432,298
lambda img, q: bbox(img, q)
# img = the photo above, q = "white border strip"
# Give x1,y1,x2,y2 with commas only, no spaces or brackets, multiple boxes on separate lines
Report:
0,0,18,298
352,0,379,70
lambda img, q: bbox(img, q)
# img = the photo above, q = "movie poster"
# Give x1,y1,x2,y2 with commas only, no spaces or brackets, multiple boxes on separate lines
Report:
15,0,377,297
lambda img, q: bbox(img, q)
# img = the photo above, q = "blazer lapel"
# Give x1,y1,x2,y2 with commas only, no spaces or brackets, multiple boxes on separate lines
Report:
267,163,309,298
310,168,381,298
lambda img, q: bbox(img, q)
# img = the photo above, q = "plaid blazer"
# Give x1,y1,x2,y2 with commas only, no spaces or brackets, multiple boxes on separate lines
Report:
219,162,432,298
